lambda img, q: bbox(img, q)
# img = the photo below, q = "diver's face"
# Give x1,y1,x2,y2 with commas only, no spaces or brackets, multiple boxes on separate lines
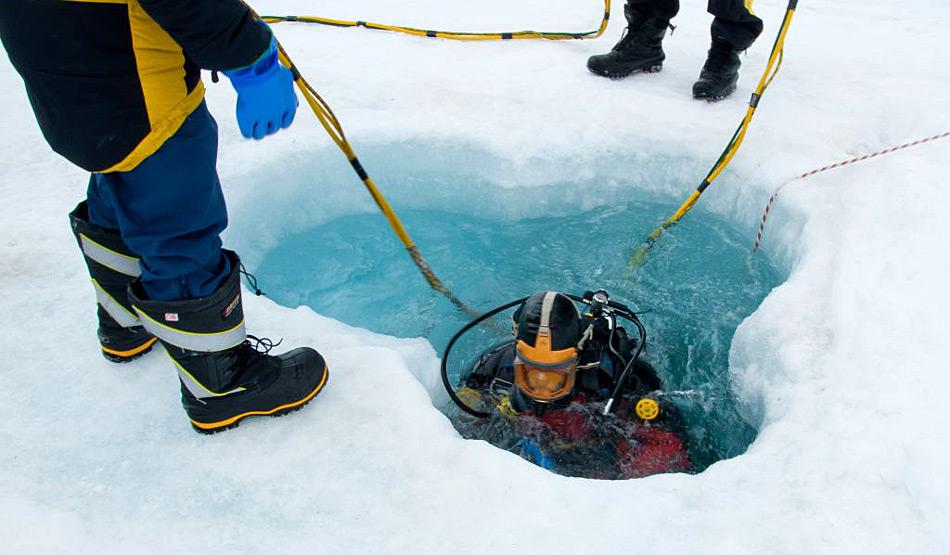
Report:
513,360,578,402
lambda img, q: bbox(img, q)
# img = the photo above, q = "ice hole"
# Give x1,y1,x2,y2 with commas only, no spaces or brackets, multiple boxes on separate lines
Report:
233,140,784,477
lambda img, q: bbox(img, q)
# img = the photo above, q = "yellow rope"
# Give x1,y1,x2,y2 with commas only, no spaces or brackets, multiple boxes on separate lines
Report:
270,41,480,317
262,0,611,42
249,2,621,318
628,3,798,270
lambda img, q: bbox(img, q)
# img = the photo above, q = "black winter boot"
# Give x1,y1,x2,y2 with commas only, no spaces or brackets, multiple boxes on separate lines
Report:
69,202,157,363
129,250,328,434
692,37,742,101
587,6,671,79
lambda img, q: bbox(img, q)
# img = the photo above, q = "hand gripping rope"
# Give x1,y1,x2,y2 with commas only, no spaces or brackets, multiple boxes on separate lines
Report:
262,1,611,42
628,0,799,270
752,130,950,251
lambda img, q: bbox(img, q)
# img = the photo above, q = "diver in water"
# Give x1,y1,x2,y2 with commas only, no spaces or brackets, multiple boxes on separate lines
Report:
448,290,691,479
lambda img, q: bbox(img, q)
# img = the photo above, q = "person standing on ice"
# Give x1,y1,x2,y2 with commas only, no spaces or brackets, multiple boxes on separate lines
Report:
587,0,764,100
0,1,328,433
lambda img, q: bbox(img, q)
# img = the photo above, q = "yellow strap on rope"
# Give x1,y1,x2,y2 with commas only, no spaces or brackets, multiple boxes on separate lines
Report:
262,0,611,42
628,1,798,270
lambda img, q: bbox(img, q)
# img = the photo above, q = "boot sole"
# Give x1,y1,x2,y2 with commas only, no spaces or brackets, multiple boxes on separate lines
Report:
588,64,663,80
693,83,738,102
189,364,330,435
102,337,158,364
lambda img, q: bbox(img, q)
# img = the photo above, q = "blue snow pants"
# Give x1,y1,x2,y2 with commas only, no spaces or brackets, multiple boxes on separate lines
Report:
86,102,231,301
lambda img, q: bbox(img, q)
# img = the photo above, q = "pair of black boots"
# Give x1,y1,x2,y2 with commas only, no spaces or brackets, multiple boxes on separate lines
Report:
587,7,743,101
69,202,328,434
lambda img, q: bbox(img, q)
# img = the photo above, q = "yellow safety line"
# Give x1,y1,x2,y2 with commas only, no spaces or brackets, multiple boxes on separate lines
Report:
628,3,797,270
248,1,611,318
267,38,480,317
262,1,611,42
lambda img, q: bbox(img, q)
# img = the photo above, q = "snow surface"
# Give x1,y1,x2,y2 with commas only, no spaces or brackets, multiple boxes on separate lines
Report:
2,0,949,552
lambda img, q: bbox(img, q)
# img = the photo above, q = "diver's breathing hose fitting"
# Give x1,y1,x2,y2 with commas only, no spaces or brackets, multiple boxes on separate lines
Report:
602,306,647,415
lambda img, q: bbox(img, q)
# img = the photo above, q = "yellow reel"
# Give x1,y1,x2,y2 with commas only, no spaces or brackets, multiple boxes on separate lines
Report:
635,398,660,421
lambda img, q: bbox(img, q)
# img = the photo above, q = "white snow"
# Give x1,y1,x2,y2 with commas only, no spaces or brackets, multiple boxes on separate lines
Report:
2,0,949,552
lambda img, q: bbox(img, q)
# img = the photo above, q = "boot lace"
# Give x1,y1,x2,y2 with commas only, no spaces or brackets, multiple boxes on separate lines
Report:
612,27,636,52
613,21,674,52
244,334,283,355
216,335,284,394
704,41,738,73
232,335,284,377
239,263,265,296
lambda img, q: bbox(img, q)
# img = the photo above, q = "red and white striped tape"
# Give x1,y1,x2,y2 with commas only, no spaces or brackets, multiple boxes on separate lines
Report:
753,131,950,251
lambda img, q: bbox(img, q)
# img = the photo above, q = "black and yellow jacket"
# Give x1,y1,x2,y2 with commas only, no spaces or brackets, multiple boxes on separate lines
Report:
0,0,270,173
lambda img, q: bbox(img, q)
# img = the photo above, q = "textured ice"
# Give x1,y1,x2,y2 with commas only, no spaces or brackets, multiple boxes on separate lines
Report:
2,0,949,552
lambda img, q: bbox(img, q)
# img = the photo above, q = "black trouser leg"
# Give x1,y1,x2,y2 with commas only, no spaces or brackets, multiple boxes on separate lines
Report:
626,0,680,25
708,0,764,50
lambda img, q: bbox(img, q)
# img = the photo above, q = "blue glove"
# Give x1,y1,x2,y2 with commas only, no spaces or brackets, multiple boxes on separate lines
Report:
223,37,298,140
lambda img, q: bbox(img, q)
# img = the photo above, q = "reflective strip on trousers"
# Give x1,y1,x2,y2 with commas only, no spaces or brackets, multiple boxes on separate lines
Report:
80,234,142,277
169,354,246,400
92,279,140,328
134,307,247,352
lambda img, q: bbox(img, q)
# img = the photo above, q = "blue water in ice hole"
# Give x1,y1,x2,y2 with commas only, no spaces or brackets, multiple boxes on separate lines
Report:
251,147,781,471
